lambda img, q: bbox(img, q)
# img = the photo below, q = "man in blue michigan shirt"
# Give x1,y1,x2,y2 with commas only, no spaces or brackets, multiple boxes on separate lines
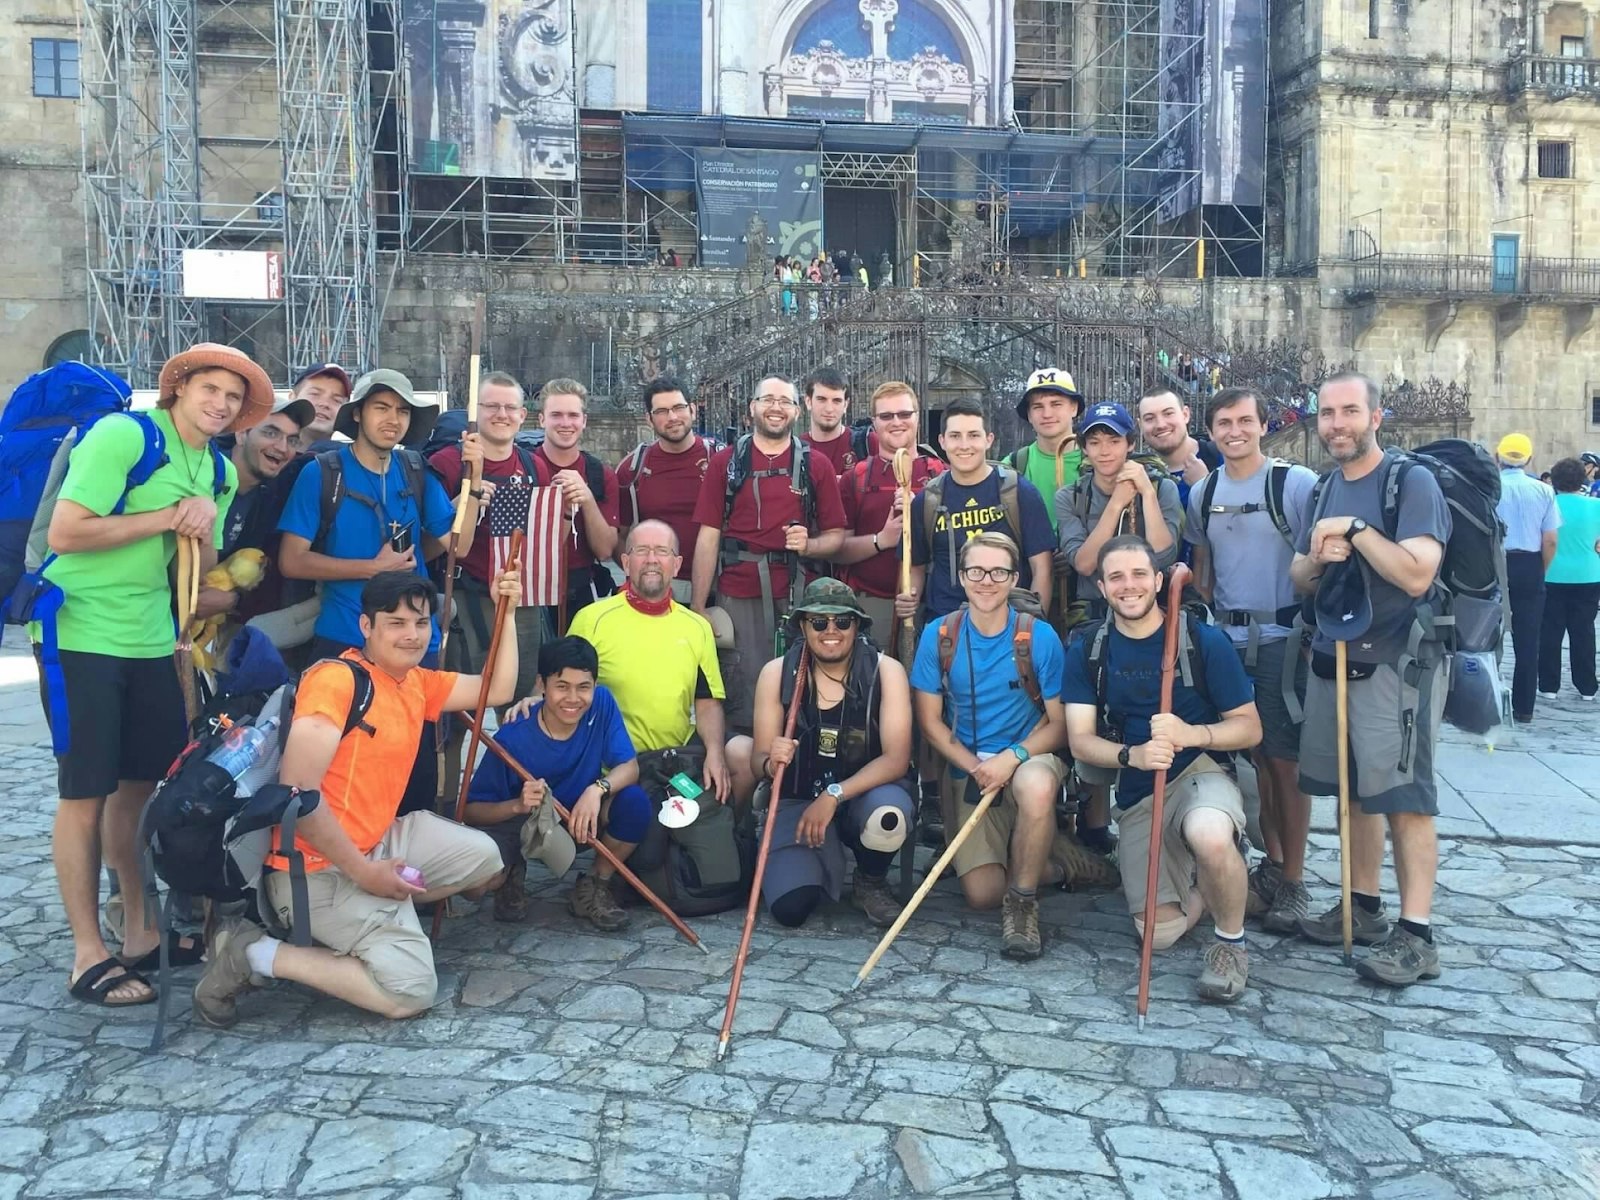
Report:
278,368,463,814
1062,536,1261,1004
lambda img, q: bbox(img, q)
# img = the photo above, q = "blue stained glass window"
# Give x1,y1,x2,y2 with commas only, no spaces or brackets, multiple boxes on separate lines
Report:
791,0,965,65
647,0,702,112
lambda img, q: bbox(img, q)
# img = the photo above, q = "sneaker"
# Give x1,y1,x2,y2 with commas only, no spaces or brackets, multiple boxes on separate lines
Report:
1355,926,1442,987
192,917,265,1029
1297,898,1391,946
493,863,528,923
569,873,629,932
1196,939,1250,1002
1000,892,1043,961
1049,833,1119,891
1245,859,1283,917
1261,879,1311,934
1539,689,1560,700
851,873,901,928
1581,693,1598,703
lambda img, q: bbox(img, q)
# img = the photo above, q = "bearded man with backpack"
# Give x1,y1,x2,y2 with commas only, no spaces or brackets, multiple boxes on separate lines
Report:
909,532,1070,960
616,376,718,604
1288,371,1453,987
32,343,272,1008
1186,386,1318,933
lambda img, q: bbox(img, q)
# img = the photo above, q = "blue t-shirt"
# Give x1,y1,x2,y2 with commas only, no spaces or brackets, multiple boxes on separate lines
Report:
910,608,1064,756
277,446,455,651
467,686,636,808
910,468,1056,618
1061,620,1254,808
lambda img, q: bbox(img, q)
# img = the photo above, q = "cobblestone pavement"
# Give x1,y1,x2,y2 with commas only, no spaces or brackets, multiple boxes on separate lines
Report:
1,629,1598,1198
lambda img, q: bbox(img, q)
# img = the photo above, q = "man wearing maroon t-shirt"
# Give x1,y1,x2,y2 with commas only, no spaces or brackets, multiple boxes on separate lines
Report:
691,375,848,730
616,375,717,604
428,370,545,801
536,378,620,628
802,366,875,476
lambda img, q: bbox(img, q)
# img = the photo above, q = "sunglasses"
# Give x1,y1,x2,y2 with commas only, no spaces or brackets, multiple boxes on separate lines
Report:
803,614,857,632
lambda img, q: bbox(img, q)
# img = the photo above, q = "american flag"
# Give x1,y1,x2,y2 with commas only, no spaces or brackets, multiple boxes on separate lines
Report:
487,476,564,606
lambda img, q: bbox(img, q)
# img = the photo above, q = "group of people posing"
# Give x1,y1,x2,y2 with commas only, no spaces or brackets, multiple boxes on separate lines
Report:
37,343,1572,1033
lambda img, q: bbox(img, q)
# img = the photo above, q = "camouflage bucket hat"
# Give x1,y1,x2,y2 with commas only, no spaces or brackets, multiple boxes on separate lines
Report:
789,578,872,630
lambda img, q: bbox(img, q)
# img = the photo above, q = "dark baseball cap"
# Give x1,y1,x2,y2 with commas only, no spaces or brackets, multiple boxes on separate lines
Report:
1314,557,1374,642
291,363,352,393
1078,402,1135,439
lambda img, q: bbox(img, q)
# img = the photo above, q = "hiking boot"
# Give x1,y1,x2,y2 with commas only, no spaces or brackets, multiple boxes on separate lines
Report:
1244,859,1282,917
917,789,944,848
569,873,629,932
1050,833,1119,891
1196,940,1250,1003
1000,892,1043,961
192,917,265,1029
1077,824,1117,856
493,863,528,923
1297,898,1390,946
1355,926,1442,987
1261,878,1311,935
851,873,901,928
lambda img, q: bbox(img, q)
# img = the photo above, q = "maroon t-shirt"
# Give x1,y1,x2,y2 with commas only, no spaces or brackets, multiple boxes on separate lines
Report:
535,446,619,571
428,443,544,583
616,436,715,581
840,452,946,598
691,441,847,599
804,430,876,476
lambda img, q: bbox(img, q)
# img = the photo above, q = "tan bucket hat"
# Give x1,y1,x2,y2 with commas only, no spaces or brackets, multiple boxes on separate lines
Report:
157,342,275,434
519,797,577,877
704,605,736,650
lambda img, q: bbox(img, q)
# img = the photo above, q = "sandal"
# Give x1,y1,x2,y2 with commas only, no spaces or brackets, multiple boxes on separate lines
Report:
121,931,205,972
68,957,156,1007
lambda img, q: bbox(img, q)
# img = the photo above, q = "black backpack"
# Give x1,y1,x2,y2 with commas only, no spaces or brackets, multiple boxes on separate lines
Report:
1195,459,1298,549
723,434,818,530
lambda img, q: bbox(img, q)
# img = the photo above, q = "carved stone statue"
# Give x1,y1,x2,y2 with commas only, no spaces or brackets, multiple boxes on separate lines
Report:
743,212,769,272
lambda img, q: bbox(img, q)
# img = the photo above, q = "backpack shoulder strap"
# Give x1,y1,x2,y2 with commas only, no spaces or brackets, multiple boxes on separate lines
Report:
936,608,963,682
313,448,346,551
334,658,377,736
110,413,169,516
1070,474,1095,523
792,438,816,528
581,451,607,502
723,434,753,525
515,443,542,482
1380,451,1411,540
996,466,1022,541
623,441,649,521
1008,445,1028,472
1197,469,1222,539
1264,460,1295,546
1087,614,1114,714
1012,610,1043,711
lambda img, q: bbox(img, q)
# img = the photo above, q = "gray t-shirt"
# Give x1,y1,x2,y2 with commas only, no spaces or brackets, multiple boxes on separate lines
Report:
1294,455,1452,663
1185,460,1317,645
1057,472,1185,574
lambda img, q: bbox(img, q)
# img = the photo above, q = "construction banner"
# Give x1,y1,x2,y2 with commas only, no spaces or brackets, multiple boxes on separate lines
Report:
694,149,824,268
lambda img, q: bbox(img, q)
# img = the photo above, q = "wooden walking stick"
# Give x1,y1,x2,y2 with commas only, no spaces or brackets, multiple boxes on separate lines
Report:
717,643,810,1062
173,534,202,726
853,783,999,989
1137,561,1192,1029
892,447,916,665
1336,638,1354,965
457,712,705,952
431,530,522,940
439,295,486,663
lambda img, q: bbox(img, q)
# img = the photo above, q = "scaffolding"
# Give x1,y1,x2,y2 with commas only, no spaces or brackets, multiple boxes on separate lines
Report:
82,0,393,387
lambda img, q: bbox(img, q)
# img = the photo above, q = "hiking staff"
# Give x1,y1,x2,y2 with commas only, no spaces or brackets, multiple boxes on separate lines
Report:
456,711,704,952
430,529,522,940
1336,638,1354,965
173,534,202,725
852,783,999,990
556,508,572,636
1136,560,1191,1029
439,295,486,662
892,447,915,664
717,643,810,1062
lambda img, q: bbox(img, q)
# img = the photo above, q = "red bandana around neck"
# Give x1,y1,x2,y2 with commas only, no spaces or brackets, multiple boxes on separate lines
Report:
623,583,673,617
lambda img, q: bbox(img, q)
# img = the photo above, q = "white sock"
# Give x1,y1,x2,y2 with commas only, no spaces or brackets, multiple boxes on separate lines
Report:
245,936,282,979
1214,927,1245,942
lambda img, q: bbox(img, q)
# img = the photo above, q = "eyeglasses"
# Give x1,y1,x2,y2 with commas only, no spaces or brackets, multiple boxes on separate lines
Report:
650,402,692,419
960,566,1018,584
627,545,677,559
804,614,857,632
874,409,917,423
480,403,524,415
755,395,797,408
254,425,304,451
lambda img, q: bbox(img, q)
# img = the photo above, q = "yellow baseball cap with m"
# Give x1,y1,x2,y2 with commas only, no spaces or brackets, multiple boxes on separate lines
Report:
1496,433,1533,466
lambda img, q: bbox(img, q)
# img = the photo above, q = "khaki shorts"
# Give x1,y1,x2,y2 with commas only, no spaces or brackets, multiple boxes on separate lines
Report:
264,811,502,1009
1114,756,1245,917
938,754,1067,877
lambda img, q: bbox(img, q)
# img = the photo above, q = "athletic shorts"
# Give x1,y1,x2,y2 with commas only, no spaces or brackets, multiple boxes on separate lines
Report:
1241,636,1307,763
938,754,1068,877
1298,655,1446,816
1114,756,1245,916
39,647,187,799
264,811,500,1010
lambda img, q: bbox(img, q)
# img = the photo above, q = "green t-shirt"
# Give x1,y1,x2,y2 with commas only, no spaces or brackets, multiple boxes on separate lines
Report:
39,408,237,658
1550,492,1600,585
1012,442,1085,531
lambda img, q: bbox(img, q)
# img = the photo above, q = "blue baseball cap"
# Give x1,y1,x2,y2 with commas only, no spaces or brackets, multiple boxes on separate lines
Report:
1079,401,1135,439
1314,557,1374,643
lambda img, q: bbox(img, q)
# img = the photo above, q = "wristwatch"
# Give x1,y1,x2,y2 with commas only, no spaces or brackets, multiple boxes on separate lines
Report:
1117,745,1132,768
595,777,612,796
824,782,845,802
1345,517,1369,541
1009,743,1031,763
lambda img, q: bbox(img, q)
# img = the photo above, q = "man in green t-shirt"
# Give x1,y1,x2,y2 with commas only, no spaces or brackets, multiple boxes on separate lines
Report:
1007,368,1088,626
41,342,271,1008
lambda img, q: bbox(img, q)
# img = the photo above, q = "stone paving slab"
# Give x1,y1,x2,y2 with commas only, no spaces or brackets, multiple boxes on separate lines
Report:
1,627,1598,1197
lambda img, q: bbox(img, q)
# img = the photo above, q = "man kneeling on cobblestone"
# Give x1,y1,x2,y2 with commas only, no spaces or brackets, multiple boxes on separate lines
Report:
1062,537,1262,1002
747,579,915,929
193,570,520,1026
